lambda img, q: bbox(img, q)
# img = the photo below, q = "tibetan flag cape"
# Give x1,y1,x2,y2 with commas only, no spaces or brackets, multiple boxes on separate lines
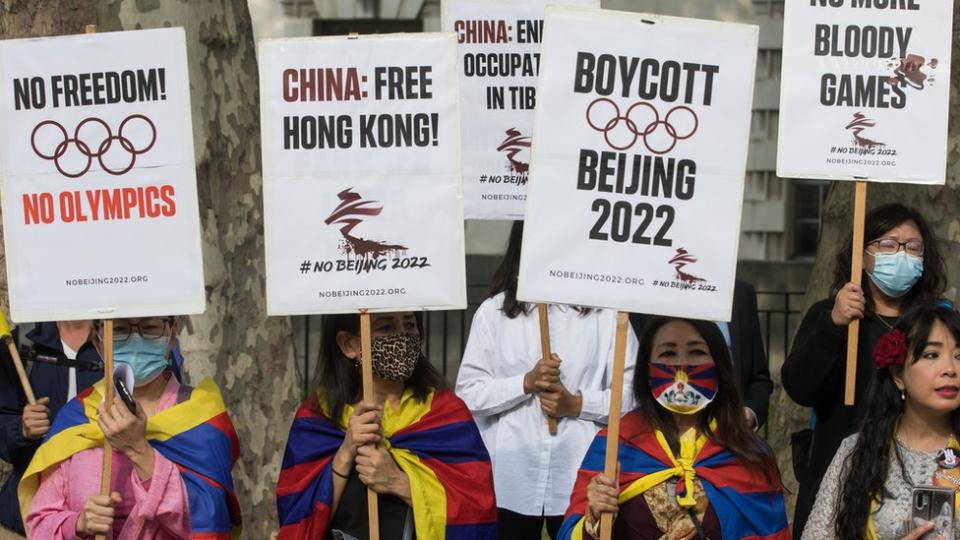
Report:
19,377,241,539
277,388,496,539
559,412,790,540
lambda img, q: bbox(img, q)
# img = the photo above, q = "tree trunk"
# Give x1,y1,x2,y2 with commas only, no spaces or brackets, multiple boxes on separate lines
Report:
0,1,300,536
94,2,302,537
769,4,960,523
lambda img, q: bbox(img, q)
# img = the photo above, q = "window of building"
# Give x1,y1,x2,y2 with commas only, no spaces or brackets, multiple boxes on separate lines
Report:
756,48,782,80
790,181,829,259
752,0,785,17
750,109,779,141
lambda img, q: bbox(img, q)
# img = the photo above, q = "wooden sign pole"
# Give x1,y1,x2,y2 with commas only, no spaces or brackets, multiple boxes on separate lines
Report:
4,336,35,405
97,320,113,540
537,303,559,436
85,23,114,540
359,310,380,540
599,312,629,540
844,181,868,406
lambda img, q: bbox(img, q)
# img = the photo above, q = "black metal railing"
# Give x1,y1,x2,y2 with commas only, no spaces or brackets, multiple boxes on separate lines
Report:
294,289,806,397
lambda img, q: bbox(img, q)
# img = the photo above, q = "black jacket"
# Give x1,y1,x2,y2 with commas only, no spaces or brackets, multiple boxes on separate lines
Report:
629,280,775,427
0,323,102,533
781,298,891,538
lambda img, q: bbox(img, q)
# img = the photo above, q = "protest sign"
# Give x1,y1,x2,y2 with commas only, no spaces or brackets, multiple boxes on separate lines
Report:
0,28,204,322
260,34,466,315
778,0,953,184
517,7,758,322
442,0,598,219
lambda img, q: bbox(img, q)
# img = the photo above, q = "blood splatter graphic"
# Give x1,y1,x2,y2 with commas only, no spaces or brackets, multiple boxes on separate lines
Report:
496,128,531,173
845,112,885,149
324,188,408,259
668,248,706,284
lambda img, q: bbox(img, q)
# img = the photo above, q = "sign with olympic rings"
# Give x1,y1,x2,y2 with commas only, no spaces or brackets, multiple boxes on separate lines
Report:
777,0,953,184
517,7,758,321
441,0,598,220
0,28,204,322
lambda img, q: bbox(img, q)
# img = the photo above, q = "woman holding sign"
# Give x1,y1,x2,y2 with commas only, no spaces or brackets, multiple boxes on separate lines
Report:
456,221,637,540
559,317,789,539
276,311,496,540
19,317,241,539
802,302,960,540
783,203,947,537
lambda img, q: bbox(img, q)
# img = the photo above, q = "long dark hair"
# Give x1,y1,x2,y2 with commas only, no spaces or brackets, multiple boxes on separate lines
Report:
836,303,960,539
633,317,775,473
313,312,445,424
831,203,946,311
489,221,589,318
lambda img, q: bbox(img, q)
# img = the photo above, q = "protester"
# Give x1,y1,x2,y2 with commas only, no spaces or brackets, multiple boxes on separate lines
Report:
20,317,241,539
631,279,773,430
559,317,789,539
277,311,496,540
0,321,101,539
802,303,960,539
456,221,637,539
782,203,947,536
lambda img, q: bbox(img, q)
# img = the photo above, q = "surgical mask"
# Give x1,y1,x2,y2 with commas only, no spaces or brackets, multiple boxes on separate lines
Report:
114,335,169,386
363,333,421,382
868,251,923,298
649,362,718,415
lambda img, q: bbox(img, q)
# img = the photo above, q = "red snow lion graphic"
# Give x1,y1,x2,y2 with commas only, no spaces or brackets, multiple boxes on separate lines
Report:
496,128,531,173
668,248,706,284
324,188,407,259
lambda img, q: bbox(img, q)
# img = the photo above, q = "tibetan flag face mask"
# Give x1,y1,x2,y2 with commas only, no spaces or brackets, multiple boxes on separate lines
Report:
649,362,718,415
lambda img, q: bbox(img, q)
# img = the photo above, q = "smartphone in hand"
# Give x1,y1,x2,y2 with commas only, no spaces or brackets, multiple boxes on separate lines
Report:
910,486,954,540
113,366,137,415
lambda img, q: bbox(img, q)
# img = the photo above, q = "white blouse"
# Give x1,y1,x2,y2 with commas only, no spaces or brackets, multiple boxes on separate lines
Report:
455,293,638,516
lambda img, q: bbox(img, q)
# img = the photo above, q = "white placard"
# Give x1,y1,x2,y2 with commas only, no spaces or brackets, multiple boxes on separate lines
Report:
260,34,466,315
0,28,204,322
777,0,953,184
517,7,758,321
442,0,598,220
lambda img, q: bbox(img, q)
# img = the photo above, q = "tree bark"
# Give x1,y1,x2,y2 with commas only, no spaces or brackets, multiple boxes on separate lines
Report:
769,4,960,523
94,3,302,537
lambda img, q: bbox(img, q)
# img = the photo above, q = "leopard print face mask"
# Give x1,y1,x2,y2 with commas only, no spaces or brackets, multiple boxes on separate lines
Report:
363,333,422,382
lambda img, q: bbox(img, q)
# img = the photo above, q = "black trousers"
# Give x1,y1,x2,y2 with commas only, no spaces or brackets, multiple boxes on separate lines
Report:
496,508,564,540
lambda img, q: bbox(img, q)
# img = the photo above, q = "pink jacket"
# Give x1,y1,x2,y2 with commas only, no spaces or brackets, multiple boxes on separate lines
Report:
26,376,190,539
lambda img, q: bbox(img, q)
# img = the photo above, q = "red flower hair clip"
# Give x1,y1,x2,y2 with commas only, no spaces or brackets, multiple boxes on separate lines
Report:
873,329,908,369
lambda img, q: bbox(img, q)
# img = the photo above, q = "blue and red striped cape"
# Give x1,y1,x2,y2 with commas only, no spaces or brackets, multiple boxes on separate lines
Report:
277,388,496,539
559,412,790,540
19,377,242,539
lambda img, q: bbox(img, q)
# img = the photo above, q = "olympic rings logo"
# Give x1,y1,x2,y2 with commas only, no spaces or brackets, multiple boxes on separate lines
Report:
585,98,698,155
30,114,157,178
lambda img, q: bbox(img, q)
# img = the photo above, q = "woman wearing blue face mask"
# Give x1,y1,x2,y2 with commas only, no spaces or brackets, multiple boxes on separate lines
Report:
21,317,241,539
782,203,947,538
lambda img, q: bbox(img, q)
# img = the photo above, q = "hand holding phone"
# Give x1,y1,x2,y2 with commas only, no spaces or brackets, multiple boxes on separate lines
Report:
910,486,954,540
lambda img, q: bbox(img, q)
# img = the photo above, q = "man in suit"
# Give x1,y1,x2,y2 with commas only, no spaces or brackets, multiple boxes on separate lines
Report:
629,279,774,429
0,321,102,538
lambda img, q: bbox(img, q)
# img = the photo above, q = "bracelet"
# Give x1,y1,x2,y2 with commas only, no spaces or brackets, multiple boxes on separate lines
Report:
332,466,350,479
584,514,600,539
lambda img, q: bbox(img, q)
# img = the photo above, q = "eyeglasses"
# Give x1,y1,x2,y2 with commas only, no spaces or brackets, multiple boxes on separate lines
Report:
867,237,924,257
108,318,171,342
